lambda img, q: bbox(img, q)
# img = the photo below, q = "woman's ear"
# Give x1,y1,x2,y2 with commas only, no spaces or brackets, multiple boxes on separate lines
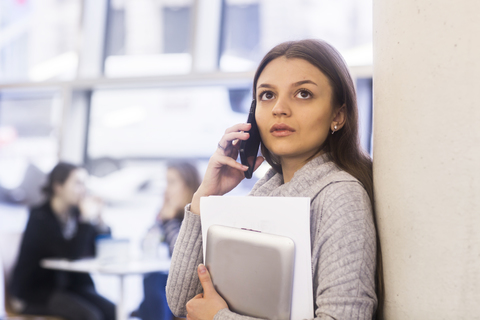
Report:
331,104,347,131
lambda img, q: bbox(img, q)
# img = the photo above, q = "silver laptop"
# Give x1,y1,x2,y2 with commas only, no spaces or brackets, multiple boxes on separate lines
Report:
205,225,295,320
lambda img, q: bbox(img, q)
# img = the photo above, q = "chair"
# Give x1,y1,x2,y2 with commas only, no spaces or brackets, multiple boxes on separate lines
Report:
0,232,63,320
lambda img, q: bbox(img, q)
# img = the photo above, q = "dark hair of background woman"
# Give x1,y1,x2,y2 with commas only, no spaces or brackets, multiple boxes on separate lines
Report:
252,39,384,319
166,161,201,219
167,162,201,195
41,162,79,200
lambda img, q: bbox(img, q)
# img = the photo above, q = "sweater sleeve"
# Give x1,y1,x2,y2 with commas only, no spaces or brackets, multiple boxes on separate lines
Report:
166,206,204,316
311,181,377,319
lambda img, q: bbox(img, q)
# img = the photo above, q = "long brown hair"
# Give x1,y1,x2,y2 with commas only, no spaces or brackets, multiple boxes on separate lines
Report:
166,161,201,220
253,39,384,318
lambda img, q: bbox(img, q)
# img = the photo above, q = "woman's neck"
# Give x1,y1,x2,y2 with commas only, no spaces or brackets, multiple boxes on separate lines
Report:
50,197,71,220
280,151,324,183
280,160,304,184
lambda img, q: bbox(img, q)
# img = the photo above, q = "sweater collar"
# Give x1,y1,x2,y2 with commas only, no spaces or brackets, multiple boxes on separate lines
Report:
250,153,341,198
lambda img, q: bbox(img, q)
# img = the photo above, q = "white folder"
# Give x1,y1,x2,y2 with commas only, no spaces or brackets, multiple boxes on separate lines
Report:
200,196,314,320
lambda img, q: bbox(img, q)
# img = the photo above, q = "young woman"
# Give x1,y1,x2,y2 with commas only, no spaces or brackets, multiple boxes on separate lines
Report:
166,39,383,320
134,162,201,320
155,162,202,255
10,162,115,320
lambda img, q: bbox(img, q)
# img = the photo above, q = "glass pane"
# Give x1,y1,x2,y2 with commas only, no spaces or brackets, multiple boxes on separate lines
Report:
0,0,82,83
356,78,373,155
0,91,60,205
104,0,194,77
88,86,247,160
220,0,373,71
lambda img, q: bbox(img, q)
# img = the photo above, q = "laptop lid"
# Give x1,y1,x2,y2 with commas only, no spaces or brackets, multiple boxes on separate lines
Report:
205,225,295,320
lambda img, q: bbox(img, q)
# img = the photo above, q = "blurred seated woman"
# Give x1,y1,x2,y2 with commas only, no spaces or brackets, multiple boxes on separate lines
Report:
133,162,200,320
9,162,115,320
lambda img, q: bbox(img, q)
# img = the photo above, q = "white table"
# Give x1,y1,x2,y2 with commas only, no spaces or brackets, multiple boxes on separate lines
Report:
41,258,171,320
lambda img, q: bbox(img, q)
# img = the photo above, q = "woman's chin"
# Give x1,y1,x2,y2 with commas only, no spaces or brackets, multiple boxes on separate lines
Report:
268,145,303,156
271,149,323,164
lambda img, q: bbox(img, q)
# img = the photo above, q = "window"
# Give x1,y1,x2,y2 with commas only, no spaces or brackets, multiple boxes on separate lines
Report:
219,0,373,71
0,91,60,204
104,0,194,77
87,86,246,160
0,0,82,82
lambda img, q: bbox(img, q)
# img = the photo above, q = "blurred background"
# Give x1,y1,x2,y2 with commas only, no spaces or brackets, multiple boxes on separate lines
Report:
0,0,373,314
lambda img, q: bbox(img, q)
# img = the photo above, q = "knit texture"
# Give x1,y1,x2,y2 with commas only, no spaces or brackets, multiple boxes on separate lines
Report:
166,154,377,320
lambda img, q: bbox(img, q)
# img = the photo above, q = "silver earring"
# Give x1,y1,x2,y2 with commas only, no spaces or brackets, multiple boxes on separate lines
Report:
332,125,338,134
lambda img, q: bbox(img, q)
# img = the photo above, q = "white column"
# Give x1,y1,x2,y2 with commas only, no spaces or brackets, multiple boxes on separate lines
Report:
373,0,480,318
58,89,91,164
191,0,222,73
77,0,109,78
125,0,162,55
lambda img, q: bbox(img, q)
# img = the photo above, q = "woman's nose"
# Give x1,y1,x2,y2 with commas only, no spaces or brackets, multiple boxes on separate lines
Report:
271,97,291,116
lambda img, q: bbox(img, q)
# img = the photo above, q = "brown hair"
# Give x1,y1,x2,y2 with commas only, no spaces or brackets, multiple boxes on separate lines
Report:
42,162,79,200
166,161,201,220
253,39,384,318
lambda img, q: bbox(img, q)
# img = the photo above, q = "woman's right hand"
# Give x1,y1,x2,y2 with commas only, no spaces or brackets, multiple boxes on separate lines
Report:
79,195,103,224
190,123,264,215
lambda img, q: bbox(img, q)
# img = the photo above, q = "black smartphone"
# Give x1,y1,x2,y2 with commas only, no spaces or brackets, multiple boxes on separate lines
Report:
239,100,261,179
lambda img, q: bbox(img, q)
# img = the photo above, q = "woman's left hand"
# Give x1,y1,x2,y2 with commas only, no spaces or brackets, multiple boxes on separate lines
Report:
186,264,228,320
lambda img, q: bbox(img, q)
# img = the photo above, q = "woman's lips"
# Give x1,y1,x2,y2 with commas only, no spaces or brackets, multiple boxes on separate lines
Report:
270,123,295,137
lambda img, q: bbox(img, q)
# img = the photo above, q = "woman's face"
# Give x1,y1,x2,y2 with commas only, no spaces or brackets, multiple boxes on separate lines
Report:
165,168,191,208
54,169,87,206
255,57,336,163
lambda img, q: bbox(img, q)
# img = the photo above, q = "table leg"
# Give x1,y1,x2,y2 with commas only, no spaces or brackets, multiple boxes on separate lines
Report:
117,274,127,320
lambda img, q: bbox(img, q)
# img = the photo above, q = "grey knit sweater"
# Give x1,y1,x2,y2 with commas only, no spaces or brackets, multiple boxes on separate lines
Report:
166,154,377,320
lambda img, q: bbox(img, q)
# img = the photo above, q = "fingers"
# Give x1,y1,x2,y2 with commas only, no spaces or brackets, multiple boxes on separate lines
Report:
186,265,229,320
215,153,248,172
197,264,215,298
224,122,251,134
217,131,250,151
193,293,204,299
217,123,252,150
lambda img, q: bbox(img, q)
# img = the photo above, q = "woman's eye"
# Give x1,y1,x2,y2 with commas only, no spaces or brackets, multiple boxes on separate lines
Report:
260,91,275,101
296,90,311,99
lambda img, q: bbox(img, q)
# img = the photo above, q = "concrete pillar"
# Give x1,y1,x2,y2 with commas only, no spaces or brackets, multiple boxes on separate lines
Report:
373,0,480,319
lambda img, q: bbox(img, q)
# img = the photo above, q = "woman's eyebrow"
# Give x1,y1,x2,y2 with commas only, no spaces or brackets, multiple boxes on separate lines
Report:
292,80,318,87
257,83,274,89
257,80,317,90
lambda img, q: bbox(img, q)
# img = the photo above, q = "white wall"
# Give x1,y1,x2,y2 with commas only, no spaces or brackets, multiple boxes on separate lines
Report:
373,0,480,318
